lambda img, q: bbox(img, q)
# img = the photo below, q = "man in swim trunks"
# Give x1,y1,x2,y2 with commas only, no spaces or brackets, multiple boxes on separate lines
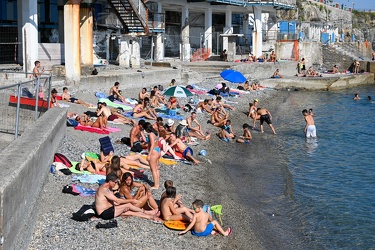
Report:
195,99,214,114
302,109,316,138
256,108,276,134
109,82,126,103
97,102,133,125
95,172,161,221
168,133,201,165
179,199,232,237
62,87,93,107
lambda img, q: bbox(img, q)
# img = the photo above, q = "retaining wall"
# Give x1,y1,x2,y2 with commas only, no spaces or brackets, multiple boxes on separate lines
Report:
0,107,67,250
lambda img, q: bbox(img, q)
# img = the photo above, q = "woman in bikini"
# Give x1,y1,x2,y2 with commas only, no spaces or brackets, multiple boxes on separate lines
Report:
142,97,158,119
75,114,105,129
51,88,61,107
119,172,159,210
167,96,181,110
143,122,161,189
158,130,181,159
76,154,108,174
132,100,157,120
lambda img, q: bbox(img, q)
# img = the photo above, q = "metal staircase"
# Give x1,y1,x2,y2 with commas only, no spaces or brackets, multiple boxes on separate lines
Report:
107,0,164,35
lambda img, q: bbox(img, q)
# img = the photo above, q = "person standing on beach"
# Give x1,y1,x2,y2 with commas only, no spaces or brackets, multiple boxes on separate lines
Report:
302,109,316,138
256,108,276,134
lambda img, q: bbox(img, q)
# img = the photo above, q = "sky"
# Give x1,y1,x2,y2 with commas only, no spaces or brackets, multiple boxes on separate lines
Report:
334,0,375,11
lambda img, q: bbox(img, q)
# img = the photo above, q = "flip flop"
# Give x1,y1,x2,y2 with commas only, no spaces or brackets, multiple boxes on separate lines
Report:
227,227,232,236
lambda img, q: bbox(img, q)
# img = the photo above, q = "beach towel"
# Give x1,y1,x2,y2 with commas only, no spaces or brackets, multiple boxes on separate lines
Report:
189,89,208,95
74,124,121,134
69,161,107,175
72,174,105,184
140,154,177,165
72,184,97,197
95,92,107,98
114,100,135,108
98,98,133,111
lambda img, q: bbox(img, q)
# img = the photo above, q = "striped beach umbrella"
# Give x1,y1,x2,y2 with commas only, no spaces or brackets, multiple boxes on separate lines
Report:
163,86,194,97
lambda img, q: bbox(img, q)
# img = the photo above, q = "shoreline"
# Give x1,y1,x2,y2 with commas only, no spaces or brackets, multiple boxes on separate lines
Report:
29,82,297,249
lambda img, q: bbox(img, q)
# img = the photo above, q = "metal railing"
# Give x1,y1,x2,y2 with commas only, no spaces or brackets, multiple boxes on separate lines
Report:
0,73,52,139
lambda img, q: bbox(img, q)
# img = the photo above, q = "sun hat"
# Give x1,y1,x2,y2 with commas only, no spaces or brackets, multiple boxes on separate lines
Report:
179,120,188,126
167,119,175,126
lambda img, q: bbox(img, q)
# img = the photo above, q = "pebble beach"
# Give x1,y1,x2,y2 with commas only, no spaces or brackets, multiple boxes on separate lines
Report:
27,77,301,250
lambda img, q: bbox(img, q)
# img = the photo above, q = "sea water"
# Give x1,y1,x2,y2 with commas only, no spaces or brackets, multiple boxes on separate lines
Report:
274,84,375,249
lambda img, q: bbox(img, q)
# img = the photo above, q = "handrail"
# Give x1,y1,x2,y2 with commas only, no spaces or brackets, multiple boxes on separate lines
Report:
127,0,149,32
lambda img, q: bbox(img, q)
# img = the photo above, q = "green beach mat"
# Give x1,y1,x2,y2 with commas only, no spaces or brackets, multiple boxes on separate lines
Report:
98,98,133,111
69,161,93,175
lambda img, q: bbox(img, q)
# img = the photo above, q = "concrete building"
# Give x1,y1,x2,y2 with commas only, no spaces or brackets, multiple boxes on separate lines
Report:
0,0,296,82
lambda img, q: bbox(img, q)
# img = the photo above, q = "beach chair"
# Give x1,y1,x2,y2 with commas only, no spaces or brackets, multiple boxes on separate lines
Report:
99,136,114,155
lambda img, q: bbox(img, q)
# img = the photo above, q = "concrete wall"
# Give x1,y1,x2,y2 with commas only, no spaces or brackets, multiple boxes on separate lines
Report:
0,107,66,250
38,43,65,69
233,61,298,80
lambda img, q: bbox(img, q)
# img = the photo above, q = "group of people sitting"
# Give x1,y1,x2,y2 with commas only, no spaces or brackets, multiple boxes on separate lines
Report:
237,80,259,91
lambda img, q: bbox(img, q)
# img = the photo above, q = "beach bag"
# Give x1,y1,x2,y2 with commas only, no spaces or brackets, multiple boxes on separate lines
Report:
54,153,72,168
72,204,96,221
92,68,98,75
183,104,193,112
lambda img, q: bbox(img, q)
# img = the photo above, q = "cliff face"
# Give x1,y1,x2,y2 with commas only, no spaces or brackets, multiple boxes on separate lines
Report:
352,11,375,45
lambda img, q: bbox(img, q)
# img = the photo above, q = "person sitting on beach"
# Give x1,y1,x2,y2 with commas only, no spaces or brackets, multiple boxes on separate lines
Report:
153,86,167,105
271,69,283,78
175,120,191,143
224,120,235,139
97,102,134,125
354,60,360,74
302,109,316,138
220,49,228,61
168,133,201,165
179,199,232,237
210,107,228,127
160,186,194,222
109,82,126,103
61,87,93,107
186,112,211,141
143,97,159,119
159,130,181,159
332,65,340,74
217,125,231,142
132,100,157,120
149,90,160,108
251,82,259,91
130,119,147,152
218,82,230,95
119,172,159,210
95,172,161,221
236,123,252,144
243,81,251,91
269,51,277,63
353,93,361,100
306,67,322,77
160,180,174,205
152,117,164,132
164,119,176,134
195,99,214,114
75,113,105,129
169,79,176,87
211,96,235,111
138,88,150,102
256,108,277,134
167,96,181,110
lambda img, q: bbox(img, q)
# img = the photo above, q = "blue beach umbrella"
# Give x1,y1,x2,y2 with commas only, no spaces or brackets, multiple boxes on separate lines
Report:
220,69,246,83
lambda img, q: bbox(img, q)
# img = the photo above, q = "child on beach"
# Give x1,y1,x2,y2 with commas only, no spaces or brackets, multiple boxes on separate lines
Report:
236,123,252,144
302,109,316,138
160,186,194,222
160,180,184,209
178,199,232,237
217,125,230,142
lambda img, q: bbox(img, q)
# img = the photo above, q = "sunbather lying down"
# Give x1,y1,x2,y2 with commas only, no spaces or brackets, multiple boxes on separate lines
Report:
76,157,108,174
76,114,106,129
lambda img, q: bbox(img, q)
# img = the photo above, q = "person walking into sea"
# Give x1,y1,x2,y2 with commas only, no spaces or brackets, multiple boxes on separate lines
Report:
256,108,276,134
302,109,316,138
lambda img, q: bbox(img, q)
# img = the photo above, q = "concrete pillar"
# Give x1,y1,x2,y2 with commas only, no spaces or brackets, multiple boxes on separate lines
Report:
252,7,262,57
223,6,233,52
58,0,65,43
80,7,93,65
181,5,190,62
243,13,250,49
119,39,131,68
130,38,141,68
154,2,164,61
18,0,39,73
64,1,81,82
204,8,212,55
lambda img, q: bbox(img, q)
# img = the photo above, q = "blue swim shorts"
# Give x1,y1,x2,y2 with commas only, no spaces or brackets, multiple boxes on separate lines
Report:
192,222,214,237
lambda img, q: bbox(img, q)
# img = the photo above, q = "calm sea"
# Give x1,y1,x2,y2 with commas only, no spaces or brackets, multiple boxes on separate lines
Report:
275,84,375,249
